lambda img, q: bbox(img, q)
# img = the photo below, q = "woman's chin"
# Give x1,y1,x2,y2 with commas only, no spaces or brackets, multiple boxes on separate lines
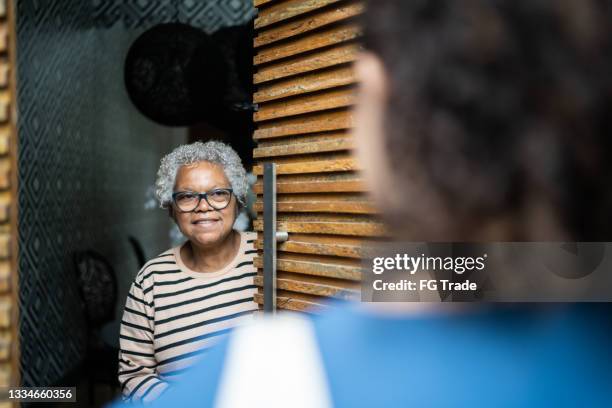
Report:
190,229,232,248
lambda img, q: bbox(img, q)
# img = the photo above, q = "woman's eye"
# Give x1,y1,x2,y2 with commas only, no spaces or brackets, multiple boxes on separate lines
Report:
178,193,197,200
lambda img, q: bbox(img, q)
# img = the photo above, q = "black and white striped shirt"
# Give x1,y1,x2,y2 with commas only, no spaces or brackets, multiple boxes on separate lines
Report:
118,231,259,403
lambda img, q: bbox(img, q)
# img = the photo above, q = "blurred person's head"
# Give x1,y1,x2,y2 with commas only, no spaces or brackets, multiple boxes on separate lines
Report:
355,0,612,241
155,140,247,249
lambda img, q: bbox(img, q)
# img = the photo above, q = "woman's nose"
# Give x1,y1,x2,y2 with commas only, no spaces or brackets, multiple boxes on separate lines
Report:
195,196,213,212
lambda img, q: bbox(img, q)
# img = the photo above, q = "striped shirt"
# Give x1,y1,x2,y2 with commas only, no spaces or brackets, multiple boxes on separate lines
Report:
118,231,259,403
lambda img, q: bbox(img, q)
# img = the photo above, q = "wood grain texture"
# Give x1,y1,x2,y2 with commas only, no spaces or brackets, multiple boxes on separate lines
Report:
254,193,375,214
255,0,342,29
254,2,363,48
254,292,328,313
254,109,353,139
256,200,374,214
255,23,361,65
254,0,371,313
254,43,360,84
255,87,354,122
0,95,9,123
0,330,10,361
253,173,366,194
254,272,359,299
254,149,352,164
253,157,359,175
257,130,351,146
254,0,274,7
0,130,9,155
255,254,362,281
269,192,369,203
253,133,353,157
259,179,364,193
254,218,386,236
256,233,368,258
0,64,8,89
0,262,8,293
254,65,356,103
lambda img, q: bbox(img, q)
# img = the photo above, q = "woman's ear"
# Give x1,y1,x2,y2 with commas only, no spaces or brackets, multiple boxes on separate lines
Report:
353,52,397,211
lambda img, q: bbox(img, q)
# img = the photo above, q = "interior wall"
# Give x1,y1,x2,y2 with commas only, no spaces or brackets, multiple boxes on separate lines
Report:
91,0,255,32
15,0,187,387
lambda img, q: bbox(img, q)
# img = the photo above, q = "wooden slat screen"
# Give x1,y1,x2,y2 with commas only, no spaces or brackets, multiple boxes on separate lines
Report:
252,0,379,313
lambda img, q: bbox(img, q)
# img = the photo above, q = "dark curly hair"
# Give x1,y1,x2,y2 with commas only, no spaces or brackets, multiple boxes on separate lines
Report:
363,0,612,240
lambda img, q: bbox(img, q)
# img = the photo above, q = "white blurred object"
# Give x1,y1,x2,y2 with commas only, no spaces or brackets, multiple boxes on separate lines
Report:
144,184,158,210
233,210,250,231
215,313,332,408
169,224,185,247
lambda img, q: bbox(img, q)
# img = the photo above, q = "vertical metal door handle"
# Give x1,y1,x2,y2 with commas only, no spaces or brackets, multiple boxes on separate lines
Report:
263,163,277,314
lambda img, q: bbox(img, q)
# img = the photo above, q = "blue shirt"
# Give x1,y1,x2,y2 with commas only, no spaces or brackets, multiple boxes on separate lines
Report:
111,303,612,407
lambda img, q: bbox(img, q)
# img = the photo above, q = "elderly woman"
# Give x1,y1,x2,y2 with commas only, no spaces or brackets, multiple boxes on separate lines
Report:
117,141,258,403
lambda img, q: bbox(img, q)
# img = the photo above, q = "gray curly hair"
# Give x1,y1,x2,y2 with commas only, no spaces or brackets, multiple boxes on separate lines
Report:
155,140,248,209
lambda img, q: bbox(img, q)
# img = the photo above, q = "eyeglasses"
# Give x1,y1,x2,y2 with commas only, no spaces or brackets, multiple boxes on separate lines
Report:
171,188,234,212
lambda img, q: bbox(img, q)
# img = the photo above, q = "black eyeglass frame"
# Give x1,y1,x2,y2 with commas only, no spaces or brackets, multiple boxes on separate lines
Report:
171,188,234,212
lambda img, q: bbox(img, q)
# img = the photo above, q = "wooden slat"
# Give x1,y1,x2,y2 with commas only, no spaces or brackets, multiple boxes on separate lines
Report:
0,130,9,155
255,150,351,164
0,330,10,361
254,218,385,237
0,158,8,189
254,193,375,214
255,87,355,122
0,26,7,54
254,43,359,84
253,157,359,175
0,64,8,89
254,272,360,298
255,65,356,103
270,192,369,202
255,255,362,281
0,94,9,123
253,253,362,282
257,192,370,203
254,2,364,48
0,297,10,329
0,192,10,224
255,0,342,29
257,200,374,214
253,133,353,157
259,179,364,193
257,130,350,146
255,23,361,65
254,173,365,194
263,149,357,163
256,233,367,258
254,0,274,7
0,262,9,293
254,292,328,313
0,233,8,259
268,213,376,223
254,109,353,139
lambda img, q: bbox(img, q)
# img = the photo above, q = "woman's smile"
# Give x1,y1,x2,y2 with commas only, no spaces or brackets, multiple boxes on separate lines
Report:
191,217,221,228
